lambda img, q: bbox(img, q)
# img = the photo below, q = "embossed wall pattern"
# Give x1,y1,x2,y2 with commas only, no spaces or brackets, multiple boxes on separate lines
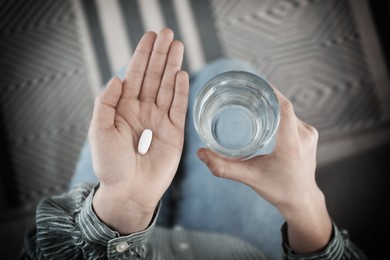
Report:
211,0,387,139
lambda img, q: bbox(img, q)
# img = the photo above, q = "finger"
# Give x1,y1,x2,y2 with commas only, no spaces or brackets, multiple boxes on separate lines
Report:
271,85,296,122
139,28,174,101
271,86,300,145
122,31,157,99
169,71,189,129
91,77,123,130
156,40,184,111
197,148,254,184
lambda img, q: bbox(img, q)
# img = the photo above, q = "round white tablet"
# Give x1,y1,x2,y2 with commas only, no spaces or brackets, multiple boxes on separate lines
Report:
138,129,153,155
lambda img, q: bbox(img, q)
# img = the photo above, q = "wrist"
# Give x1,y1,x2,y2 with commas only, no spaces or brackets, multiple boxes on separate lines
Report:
278,186,326,222
279,188,332,254
92,185,156,235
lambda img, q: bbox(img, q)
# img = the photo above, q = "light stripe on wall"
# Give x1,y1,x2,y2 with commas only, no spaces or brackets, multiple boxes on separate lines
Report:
95,0,132,74
119,0,145,52
137,0,166,32
190,0,223,62
80,0,111,83
172,0,206,72
71,0,101,96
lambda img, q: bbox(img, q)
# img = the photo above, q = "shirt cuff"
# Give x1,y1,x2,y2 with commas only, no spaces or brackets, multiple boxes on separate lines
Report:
77,184,160,259
281,222,344,260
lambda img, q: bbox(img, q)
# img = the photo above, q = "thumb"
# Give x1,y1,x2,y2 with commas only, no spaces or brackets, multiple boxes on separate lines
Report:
197,148,251,183
91,77,123,130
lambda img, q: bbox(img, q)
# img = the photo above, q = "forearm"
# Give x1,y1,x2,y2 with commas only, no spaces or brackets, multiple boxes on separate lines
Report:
279,188,332,254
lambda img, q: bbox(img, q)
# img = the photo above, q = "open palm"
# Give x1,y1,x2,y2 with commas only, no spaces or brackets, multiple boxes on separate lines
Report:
89,29,189,216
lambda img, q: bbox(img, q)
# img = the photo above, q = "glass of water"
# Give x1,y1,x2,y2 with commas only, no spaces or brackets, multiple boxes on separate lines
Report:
193,71,280,160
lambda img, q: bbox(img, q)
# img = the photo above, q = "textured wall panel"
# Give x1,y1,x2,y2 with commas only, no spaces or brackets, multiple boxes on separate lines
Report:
211,0,387,140
0,0,93,211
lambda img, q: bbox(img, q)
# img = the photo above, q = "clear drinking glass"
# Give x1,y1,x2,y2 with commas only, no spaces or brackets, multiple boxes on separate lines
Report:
193,71,280,160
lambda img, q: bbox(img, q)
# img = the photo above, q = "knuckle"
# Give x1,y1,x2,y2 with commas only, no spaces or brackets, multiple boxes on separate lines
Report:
146,70,161,81
280,99,295,116
307,124,319,139
211,164,225,178
310,126,319,138
160,81,175,91
94,95,102,107
126,69,144,79
94,94,101,103
307,126,319,144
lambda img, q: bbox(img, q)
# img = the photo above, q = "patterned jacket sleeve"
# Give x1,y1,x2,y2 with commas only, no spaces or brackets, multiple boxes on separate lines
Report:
281,222,369,260
19,183,156,260
20,182,369,260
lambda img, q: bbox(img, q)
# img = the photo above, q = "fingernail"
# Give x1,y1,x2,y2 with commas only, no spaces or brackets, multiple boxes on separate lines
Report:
197,151,208,163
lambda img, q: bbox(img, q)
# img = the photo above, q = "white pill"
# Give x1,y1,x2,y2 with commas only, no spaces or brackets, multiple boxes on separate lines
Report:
138,129,153,155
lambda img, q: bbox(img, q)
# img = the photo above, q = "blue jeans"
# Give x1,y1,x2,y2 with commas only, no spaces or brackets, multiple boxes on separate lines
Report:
69,58,284,260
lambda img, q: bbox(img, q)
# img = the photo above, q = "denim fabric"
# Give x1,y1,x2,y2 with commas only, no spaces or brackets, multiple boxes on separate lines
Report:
175,58,284,260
